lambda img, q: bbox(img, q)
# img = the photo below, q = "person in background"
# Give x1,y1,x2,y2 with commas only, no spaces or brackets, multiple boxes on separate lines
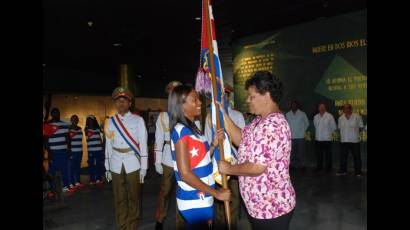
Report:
101,116,110,149
336,103,364,176
313,102,337,173
85,115,104,185
45,108,76,194
285,100,309,171
148,115,156,147
68,115,86,189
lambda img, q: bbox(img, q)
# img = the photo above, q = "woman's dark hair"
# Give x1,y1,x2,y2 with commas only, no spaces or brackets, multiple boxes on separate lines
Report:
318,101,327,108
50,107,60,118
70,115,79,127
245,71,284,103
291,100,299,107
71,114,78,121
85,116,100,130
168,84,202,136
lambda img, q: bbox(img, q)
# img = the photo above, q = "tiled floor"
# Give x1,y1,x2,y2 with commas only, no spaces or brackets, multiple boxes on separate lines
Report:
43,169,367,230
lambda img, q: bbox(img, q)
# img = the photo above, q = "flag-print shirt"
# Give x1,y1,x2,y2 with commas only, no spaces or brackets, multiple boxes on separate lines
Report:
171,123,215,218
69,126,83,152
85,127,103,152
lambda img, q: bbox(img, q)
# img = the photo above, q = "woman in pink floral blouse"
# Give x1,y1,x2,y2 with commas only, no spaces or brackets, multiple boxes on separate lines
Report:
218,71,296,230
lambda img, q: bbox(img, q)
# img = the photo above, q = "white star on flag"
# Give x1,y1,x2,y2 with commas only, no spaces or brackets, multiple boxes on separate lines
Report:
190,147,199,157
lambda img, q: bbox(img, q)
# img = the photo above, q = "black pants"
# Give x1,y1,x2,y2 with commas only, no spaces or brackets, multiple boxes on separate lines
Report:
315,141,332,171
340,143,362,174
248,209,294,230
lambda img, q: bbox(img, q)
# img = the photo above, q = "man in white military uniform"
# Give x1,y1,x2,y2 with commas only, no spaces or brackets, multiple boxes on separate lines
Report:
204,83,245,230
105,86,148,230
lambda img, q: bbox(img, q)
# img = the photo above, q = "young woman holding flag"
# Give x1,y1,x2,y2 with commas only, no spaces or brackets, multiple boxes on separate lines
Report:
168,84,231,229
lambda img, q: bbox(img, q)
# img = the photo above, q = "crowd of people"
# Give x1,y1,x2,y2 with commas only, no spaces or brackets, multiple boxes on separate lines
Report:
285,100,366,176
43,70,366,230
43,109,106,196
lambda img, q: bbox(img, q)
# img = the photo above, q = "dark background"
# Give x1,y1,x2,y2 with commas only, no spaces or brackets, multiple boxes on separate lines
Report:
43,0,366,97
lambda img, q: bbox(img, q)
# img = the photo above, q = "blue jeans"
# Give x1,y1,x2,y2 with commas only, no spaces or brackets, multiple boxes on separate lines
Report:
48,149,70,189
88,150,104,182
70,151,83,184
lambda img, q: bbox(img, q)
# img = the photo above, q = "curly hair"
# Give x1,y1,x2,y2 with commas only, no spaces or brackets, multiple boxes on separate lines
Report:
245,71,284,103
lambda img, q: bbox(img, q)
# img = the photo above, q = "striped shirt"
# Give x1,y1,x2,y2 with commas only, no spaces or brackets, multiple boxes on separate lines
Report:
85,127,103,152
69,126,83,152
171,123,214,223
47,121,69,151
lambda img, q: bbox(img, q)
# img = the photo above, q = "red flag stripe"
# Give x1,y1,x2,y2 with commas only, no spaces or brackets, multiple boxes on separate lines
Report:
211,19,217,40
201,0,209,49
201,0,218,47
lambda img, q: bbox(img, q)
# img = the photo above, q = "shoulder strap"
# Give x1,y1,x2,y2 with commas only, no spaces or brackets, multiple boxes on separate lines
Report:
111,115,141,159
160,112,170,133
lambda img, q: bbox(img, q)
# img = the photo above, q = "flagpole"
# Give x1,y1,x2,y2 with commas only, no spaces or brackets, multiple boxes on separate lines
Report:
203,0,231,228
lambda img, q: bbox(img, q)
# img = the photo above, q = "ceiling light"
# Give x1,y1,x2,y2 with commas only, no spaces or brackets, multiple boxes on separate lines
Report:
195,17,201,21
113,43,122,47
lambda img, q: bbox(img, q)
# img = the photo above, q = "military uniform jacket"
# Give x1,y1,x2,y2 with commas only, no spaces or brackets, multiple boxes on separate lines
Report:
105,111,148,174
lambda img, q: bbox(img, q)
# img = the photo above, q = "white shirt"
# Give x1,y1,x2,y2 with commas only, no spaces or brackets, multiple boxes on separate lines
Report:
205,107,246,148
338,113,364,143
154,112,201,167
154,112,173,167
105,111,148,174
285,109,309,139
314,112,337,141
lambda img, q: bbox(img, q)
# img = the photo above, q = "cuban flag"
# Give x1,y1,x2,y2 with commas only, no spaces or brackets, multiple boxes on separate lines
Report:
197,0,237,185
171,124,215,224
43,122,59,137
